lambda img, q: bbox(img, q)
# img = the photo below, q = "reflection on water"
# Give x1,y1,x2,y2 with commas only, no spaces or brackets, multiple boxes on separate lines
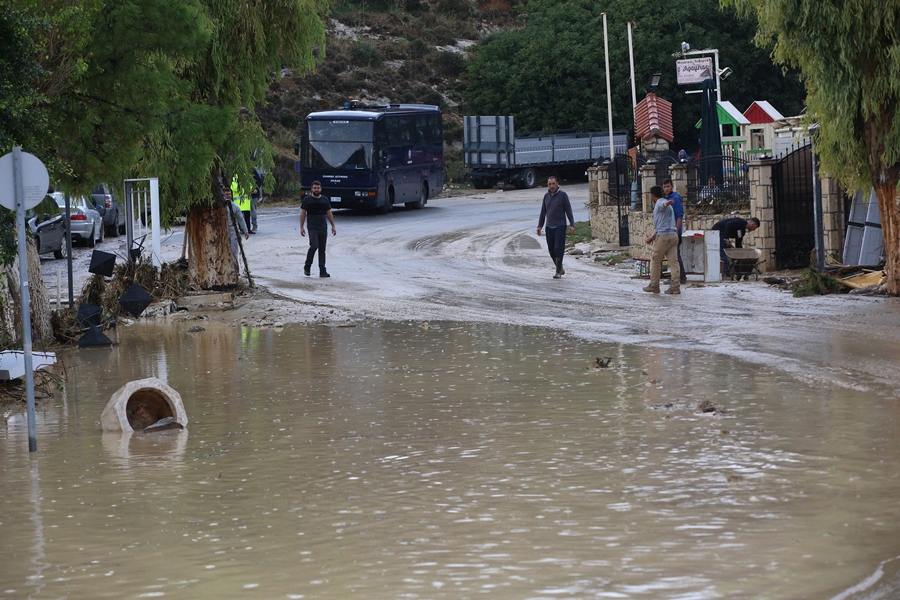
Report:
2,321,900,599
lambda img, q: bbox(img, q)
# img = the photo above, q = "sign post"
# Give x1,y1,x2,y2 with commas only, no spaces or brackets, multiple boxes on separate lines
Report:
0,147,51,452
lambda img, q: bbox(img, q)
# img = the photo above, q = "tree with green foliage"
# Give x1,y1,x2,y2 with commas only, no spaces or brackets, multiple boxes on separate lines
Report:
144,0,327,288
3,0,327,289
465,0,805,149
722,0,900,295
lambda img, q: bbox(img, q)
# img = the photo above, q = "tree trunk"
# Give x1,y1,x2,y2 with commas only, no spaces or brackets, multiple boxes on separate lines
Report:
0,239,53,347
186,205,240,289
186,170,240,289
874,182,900,295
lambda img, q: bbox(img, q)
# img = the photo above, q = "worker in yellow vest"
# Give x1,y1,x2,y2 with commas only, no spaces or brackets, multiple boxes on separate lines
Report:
231,175,252,232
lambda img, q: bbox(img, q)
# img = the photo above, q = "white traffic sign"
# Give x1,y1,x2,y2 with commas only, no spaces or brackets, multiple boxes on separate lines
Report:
0,151,50,210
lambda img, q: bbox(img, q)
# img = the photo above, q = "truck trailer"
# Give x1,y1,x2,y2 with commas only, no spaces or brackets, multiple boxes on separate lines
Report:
463,116,629,189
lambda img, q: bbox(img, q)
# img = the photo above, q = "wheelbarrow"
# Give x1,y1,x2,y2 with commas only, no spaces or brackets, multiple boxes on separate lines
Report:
724,248,762,281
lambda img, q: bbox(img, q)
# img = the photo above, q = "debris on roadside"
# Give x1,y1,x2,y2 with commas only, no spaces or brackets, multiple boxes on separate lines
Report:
589,357,612,370
696,399,729,415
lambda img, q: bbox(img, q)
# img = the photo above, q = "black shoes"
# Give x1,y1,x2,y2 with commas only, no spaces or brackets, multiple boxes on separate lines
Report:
304,266,329,277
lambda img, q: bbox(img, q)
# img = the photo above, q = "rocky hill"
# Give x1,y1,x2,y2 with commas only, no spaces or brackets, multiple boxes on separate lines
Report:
258,0,524,197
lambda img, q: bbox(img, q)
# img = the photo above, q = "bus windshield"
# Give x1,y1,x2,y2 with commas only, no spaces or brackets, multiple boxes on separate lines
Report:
306,120,374,171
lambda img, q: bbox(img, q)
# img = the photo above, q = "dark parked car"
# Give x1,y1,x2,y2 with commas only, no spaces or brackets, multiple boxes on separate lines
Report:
91,184,125,237
28,205,68,260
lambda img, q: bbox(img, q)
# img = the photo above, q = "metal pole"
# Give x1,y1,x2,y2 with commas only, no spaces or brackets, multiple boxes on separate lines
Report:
627,22,637,110
13,147,38,452
714,49,721,102
65,193,73,308
602,13,614,160
124,180,134,261
811,145,825,271
149,178,161,268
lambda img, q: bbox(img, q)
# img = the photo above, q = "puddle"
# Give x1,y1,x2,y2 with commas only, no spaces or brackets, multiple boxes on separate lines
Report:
2,321,900,599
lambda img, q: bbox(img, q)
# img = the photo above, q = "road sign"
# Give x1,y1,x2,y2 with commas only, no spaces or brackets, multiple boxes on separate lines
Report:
0,151,50,210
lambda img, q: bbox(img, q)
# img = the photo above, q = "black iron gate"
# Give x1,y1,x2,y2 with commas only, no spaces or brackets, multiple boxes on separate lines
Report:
772,143,814,269
654,150,679,186
607,153,641,246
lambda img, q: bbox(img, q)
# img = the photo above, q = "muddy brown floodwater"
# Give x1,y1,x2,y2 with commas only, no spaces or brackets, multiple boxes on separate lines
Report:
3,321,900,599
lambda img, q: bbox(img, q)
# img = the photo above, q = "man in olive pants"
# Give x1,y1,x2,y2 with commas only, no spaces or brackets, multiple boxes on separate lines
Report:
643,185,682,294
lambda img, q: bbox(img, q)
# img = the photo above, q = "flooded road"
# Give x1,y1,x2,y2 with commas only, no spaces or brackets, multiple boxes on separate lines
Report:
4,321,900,598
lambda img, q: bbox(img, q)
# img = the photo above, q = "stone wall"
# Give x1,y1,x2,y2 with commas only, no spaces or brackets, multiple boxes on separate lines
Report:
821,175,845,261
629,213,732,259
590,206,623,244
589,158,847,273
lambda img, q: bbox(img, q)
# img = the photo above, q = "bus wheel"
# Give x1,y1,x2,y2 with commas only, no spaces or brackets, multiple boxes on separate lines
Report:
407,183,427,210
379,189,394,214
522,168,538,189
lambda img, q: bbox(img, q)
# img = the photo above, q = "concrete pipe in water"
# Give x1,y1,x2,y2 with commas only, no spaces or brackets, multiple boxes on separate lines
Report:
100,377,188,433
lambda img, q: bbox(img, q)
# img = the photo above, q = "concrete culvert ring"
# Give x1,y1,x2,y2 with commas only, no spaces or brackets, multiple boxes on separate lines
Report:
125,389,175,429
101,377,188,433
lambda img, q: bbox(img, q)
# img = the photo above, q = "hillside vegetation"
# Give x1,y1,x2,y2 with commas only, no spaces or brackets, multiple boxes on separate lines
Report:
258,0,805,198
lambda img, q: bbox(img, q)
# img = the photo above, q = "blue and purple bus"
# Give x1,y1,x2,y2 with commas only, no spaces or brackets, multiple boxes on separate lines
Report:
299,103,443,213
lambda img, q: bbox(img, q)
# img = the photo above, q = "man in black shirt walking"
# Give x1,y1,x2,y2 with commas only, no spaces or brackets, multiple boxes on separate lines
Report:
300,181,337,277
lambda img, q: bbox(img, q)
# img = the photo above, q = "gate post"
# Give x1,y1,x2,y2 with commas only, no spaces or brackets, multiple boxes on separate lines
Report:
749,158,777,272
587,165,611,241
669,163,688,199
640,163,656,212
819,174,845,260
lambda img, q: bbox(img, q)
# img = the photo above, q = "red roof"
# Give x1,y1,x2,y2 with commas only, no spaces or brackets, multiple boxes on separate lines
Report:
634,93,674,142
743,101,785,124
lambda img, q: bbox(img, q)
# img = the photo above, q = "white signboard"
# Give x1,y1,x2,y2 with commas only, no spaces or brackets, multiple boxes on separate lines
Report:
0,151,50,210
676,58,714,85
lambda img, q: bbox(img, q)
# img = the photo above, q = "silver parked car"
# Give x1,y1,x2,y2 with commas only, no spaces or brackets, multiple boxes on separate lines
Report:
52,193,104,247
91,183,125,237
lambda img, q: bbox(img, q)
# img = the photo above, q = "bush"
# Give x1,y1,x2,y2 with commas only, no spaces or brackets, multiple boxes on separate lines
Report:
425,24,457,46
415,85,443,106
408,38,429,59
437,0,470,18
404,0,427,14
430,51,467,77
399,60,432,79
791,268,845,297
350,40,384,68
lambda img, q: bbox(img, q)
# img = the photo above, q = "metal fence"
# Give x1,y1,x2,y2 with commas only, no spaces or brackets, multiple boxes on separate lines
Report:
606,154,642,246
772,142,814,269
686,153,751,213
653,150,680,186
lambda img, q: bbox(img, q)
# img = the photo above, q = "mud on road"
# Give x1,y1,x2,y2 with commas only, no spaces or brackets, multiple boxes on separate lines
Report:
43,184,900,398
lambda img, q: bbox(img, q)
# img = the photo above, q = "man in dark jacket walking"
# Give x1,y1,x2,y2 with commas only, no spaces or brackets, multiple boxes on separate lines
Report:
536,176,576,279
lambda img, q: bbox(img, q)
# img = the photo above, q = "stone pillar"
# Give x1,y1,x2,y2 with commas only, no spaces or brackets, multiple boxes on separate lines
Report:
640,164,656,212
669,163,688,198
748,159,777,272
819,174,845,261
588,165,611,240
